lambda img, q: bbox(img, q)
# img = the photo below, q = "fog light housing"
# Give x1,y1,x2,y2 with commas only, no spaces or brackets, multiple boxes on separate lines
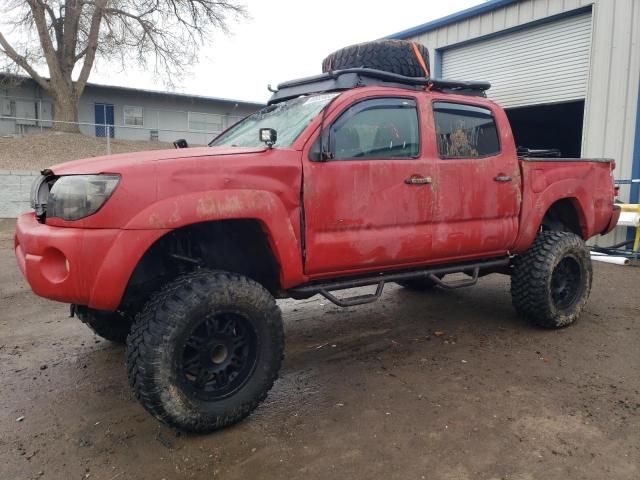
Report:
41,247,69,283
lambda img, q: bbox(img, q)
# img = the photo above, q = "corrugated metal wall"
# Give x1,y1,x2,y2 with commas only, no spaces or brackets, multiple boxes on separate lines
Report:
408,0,639,205
441,12,592,108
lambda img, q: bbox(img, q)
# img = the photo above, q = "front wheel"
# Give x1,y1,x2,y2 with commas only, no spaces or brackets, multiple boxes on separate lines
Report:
511,231,592,328
126,270,284,433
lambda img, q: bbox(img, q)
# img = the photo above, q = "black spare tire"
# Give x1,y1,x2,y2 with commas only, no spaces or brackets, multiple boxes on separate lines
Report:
322,40,431,78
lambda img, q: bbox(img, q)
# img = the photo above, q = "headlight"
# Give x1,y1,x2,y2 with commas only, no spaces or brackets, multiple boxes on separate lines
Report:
48,174,120,221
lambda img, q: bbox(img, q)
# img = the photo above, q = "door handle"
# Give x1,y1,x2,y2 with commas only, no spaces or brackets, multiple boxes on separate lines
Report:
494,175,513,182
405,176,432,185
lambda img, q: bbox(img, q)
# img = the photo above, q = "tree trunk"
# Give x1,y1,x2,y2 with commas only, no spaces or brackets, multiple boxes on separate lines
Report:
53,95,80,133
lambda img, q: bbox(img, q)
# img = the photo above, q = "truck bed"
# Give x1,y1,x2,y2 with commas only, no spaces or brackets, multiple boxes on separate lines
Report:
512,157,616,252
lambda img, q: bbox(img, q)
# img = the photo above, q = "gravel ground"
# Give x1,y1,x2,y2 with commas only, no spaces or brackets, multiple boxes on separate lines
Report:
1,219,639,480
0,132,173,170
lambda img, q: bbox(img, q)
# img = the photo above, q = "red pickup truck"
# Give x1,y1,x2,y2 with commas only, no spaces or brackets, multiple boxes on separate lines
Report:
15,55,619,432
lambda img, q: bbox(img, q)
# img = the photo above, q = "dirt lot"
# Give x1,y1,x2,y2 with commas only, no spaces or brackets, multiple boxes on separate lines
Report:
0,132,172,170
1,219,638,480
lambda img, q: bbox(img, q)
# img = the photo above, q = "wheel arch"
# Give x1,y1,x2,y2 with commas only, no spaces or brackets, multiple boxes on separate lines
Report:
512,185,594,254
540,197,587,237
119,219,288,312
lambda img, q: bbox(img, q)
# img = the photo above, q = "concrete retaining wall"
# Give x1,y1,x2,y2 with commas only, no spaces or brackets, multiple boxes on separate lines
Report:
0,170,39,218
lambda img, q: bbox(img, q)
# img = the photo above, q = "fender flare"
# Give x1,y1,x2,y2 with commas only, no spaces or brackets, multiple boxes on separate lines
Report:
125,189,304,286
512,179,592,253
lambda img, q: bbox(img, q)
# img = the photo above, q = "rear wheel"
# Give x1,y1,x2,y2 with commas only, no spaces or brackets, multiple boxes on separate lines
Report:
511,231,592,328
76,306,132,344
126,270,284,433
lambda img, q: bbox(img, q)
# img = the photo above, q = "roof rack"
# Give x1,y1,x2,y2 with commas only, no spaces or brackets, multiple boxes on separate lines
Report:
267,68,490,104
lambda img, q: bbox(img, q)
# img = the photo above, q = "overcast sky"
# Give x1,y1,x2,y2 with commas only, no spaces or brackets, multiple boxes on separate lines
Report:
85,0,483,104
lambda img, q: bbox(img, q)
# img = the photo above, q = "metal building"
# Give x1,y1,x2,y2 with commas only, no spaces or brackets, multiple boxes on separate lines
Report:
1,74,263,145
389,0,640,216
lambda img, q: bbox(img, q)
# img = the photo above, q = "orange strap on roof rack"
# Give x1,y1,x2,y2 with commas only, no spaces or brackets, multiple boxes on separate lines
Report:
411,42,430,79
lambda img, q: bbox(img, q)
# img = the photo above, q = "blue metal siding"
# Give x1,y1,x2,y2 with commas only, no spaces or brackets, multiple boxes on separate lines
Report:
631,79,640,204
433,49,443,78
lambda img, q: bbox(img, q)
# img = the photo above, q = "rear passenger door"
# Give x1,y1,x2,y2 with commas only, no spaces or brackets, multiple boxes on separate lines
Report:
302,96,434,275
429,101,521,259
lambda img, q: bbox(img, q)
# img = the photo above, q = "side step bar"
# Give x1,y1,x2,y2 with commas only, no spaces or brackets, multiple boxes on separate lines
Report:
288,258,510,307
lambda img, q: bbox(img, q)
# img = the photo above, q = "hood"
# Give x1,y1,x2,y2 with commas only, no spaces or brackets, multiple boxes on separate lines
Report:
47,146,267,176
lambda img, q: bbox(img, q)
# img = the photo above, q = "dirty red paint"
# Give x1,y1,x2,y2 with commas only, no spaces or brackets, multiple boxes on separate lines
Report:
14,86,618,310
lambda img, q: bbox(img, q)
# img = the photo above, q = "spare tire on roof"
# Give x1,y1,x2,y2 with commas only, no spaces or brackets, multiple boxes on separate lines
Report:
322,40,431,79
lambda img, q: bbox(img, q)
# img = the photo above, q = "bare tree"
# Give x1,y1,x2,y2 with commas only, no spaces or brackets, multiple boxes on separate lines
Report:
0,0,246,132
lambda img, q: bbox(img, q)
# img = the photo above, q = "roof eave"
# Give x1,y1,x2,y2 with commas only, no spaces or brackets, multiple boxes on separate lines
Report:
386,0,521,40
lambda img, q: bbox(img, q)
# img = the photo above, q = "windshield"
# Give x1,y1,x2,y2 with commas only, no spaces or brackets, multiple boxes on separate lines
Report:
210,93,339,148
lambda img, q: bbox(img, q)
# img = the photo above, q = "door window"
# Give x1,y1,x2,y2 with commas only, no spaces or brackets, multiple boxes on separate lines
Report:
330,98,419,160
433,102,499,158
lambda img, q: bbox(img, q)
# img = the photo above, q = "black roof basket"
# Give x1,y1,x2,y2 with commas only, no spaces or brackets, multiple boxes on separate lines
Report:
268,68,490,104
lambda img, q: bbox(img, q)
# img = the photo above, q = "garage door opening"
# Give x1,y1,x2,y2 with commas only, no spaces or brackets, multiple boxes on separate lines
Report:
505,100,585,158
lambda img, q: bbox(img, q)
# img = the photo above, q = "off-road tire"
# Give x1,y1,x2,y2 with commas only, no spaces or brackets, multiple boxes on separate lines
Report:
126,270,284,433
76,306,133,344
511,231,592,329
397,274,443,291
322,40,431,78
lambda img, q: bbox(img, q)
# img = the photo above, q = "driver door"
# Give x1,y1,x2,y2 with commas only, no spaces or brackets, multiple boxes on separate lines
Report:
302,96,434,276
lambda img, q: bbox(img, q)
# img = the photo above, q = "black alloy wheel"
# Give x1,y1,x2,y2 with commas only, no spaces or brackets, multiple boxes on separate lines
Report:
179,312,258,401
550,256,583,311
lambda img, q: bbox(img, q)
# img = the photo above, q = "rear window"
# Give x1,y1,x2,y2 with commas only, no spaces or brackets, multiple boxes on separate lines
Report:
433,102,500,158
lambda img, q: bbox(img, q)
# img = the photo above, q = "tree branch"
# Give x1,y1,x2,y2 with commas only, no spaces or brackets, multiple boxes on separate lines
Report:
74,0,106,95
25,0,65,87
0,30,50,91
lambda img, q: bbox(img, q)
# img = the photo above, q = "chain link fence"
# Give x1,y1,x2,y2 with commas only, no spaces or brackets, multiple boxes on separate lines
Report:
1,115,222,154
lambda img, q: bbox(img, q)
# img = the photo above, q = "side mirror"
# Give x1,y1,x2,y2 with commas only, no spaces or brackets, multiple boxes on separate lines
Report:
259,128,277,148
309,129,333,162
173,139,188,149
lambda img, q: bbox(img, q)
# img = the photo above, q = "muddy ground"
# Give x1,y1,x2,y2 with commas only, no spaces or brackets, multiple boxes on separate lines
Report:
1,219,638,480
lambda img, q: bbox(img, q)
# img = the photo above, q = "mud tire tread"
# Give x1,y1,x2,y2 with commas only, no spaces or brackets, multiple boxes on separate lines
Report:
322,40,430,78
511,231,592,329
126,270,283,433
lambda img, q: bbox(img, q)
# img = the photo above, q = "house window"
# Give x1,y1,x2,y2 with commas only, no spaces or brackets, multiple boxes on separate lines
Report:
188,112,223,132
0,99,16,117
433,102,500,158
123,106,144,126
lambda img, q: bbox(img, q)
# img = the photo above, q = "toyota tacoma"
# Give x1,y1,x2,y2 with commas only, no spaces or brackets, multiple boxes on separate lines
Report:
15,41,620,432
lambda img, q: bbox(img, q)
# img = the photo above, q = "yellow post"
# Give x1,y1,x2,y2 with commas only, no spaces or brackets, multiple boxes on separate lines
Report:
620,204,640,252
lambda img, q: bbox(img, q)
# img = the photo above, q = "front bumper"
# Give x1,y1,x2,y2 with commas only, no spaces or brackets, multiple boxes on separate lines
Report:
15,213,167,310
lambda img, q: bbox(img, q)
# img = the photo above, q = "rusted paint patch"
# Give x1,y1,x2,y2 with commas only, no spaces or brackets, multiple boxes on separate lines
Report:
196,193,244,218
148,213,166,229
